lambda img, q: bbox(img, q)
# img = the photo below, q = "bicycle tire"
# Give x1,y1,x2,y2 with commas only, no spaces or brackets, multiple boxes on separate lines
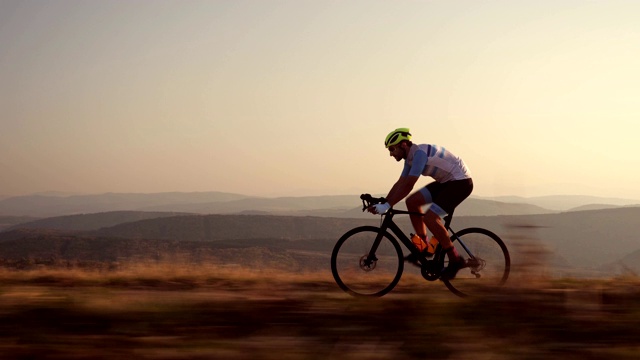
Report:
331,226,404,297
438,227,510,298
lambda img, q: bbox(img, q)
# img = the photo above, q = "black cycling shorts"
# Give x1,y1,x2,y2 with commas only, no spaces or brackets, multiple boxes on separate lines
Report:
420,178,473,221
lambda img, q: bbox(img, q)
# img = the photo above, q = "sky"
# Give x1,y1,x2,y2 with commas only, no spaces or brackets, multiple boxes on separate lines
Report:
1,0,640,200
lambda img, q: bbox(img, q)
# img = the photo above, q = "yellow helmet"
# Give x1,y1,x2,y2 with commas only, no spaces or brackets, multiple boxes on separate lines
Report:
384,128,411,148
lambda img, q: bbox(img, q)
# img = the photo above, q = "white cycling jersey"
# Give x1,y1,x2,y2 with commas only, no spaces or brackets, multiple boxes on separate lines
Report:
401,144,471,183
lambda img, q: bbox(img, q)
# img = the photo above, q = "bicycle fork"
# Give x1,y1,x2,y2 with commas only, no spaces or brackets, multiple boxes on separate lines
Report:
362,229,386,268
363,216,397,269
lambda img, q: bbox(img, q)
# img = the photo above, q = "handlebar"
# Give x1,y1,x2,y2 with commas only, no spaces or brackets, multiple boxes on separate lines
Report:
360,194,387,212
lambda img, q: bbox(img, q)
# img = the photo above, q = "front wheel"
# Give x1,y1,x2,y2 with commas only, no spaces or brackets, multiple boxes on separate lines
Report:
331,226,404,297
438,227,510,297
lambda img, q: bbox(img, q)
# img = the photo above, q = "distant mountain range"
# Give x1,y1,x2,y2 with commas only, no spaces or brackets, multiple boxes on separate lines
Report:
0,191,250,217
483,195,640,211
1,191,639,218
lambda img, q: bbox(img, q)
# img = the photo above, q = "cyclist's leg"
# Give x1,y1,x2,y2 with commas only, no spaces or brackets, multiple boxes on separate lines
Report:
416,182,455,251
423,179,474,270
407,179,473,248
405,190,429,240
424,209,452,248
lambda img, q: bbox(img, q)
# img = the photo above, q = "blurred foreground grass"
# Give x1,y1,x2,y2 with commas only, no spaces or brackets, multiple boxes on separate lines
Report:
1,263,640,359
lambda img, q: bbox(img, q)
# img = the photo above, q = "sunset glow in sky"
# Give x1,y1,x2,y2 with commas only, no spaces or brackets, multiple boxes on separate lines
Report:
2,0,640,199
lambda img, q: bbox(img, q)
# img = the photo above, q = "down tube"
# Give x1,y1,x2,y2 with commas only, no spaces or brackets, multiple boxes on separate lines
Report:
367,227,389,256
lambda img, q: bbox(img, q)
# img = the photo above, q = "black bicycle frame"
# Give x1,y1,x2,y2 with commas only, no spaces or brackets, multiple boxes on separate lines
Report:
368,208,477,264
368,209,413,255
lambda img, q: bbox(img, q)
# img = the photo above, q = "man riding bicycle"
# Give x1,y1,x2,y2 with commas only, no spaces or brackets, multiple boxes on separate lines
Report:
367,128,474,279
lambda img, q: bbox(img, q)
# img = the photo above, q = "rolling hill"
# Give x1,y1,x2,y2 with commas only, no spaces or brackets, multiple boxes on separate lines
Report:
93,214,371,242
0,216,40,231
2,207,640,276
4,211,191,232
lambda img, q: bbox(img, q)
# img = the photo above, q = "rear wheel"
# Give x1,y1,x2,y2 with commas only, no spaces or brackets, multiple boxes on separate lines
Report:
439,227,510,297
331,226,404,297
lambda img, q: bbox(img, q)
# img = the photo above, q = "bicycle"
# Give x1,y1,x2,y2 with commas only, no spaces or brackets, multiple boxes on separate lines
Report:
331,194,510,298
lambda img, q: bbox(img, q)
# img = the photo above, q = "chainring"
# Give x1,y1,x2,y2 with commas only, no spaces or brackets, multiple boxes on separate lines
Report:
421,260,442,281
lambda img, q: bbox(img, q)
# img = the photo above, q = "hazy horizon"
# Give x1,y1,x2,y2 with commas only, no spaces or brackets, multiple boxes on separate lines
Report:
2,1,639,200
2,189,640,204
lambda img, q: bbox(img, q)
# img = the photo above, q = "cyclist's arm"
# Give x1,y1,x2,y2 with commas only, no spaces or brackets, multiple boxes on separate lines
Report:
385,149,427,206
385,174,419,206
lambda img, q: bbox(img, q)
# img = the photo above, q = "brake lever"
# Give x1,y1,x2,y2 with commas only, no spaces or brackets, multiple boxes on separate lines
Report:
361,199,370,212
360,193,371,212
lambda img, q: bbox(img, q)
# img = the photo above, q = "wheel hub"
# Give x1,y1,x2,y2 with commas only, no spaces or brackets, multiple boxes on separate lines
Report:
359,254,377,271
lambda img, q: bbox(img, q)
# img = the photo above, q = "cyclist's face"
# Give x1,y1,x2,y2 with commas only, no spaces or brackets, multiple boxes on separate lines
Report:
388,144,404,161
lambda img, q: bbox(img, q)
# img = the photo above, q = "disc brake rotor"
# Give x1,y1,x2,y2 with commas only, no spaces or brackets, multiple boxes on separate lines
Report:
359,254,377,271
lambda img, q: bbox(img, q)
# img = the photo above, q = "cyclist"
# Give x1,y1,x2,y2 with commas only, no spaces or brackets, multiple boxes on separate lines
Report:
367,128,473,279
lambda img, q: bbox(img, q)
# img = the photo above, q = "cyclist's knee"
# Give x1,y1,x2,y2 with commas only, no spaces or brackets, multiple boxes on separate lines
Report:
405,194,424,210
424,210,443,227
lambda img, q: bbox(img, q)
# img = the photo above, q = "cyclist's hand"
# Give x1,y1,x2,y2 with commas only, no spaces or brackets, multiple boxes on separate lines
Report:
369,202,390,215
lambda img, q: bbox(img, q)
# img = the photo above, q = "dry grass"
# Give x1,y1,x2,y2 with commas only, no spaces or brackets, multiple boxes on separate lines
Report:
0,262,640,359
